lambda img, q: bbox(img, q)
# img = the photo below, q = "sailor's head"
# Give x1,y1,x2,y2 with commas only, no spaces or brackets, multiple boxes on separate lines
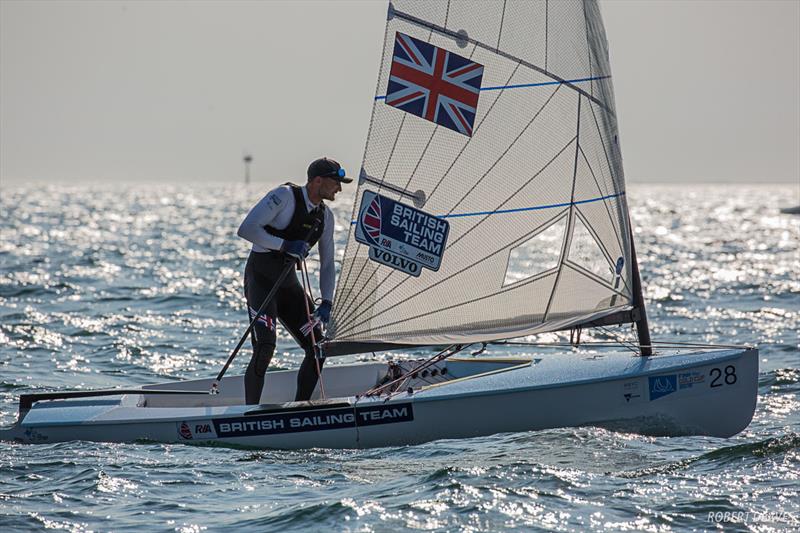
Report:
307,157,352,201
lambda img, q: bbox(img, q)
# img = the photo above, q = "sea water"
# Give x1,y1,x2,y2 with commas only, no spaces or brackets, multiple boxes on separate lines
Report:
1,183,797,532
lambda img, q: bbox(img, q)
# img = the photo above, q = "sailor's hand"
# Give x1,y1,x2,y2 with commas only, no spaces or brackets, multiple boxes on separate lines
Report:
281,240,310,260
314,300,333,324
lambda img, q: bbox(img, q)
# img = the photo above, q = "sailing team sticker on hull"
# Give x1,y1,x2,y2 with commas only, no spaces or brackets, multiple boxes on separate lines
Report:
210,403,414,438
355,191,449,277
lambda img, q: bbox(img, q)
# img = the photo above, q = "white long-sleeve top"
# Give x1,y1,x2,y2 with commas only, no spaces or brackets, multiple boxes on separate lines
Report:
237,184,336,302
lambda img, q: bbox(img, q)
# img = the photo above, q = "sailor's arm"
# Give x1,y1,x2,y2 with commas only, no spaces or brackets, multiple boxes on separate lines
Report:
317,209,336,303
237,186,292,251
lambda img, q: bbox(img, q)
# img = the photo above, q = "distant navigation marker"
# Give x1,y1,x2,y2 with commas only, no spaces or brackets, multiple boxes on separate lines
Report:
243,154,253,185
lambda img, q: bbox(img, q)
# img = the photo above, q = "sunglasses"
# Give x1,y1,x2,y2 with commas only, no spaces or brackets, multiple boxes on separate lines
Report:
321,168,346,179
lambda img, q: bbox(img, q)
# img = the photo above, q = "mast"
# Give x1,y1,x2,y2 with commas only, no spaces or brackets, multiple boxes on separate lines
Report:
628,228,652,356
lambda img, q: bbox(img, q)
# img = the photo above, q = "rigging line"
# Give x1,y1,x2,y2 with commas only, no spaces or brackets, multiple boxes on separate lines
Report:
364,345,457,396
337,137,576,334
598,326,640,354
338,208,567,338
384,346,466,400
391,6,613,114
373,75,609,100
337,63,523,329
577,143,626,268
447,84,562,220
543,94,582,322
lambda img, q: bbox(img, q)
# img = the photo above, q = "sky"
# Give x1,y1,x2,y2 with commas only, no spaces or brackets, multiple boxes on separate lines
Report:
1,0,798,186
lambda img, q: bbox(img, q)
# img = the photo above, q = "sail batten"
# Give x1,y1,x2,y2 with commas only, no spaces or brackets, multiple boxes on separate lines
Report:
329,0,636,351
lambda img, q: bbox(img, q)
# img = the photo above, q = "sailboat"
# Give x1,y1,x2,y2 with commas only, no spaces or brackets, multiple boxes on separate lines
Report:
1,0,757,448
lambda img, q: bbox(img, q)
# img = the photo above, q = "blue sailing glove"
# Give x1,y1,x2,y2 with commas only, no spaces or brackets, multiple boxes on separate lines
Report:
314,300,333,325
281,239,309,261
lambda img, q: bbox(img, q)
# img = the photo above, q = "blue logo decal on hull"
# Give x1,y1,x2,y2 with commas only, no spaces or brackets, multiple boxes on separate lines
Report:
649,375,677,400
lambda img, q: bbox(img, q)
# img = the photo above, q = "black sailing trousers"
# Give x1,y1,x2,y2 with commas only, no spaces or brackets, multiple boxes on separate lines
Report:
243,251,325,404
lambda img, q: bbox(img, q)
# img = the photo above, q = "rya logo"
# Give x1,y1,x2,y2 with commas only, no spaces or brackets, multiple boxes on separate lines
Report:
178,421,193,440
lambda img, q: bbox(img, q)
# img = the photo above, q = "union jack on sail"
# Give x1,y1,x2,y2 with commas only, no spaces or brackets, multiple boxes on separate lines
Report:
386,32,484,137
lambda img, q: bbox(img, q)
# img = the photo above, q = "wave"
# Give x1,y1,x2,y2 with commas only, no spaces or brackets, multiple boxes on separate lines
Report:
759,368,800,390
615,433,800,478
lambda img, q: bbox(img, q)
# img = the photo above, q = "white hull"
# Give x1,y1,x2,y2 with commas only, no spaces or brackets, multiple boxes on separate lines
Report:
1,348,758,448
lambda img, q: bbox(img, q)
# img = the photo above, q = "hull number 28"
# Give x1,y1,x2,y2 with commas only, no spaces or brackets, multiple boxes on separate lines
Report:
710,365,737,388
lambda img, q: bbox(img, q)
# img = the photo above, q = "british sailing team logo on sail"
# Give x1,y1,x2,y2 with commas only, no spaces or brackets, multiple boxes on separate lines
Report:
355,191,449,277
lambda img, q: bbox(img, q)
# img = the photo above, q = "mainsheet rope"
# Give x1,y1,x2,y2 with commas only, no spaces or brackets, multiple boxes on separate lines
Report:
300,258,326,400
361,344,470,399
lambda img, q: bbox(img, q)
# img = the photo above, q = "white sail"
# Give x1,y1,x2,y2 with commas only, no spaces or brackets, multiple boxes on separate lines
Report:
329,0,635,353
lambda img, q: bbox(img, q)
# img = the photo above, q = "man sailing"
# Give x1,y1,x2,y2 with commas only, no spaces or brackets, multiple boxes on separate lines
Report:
237,157,352,404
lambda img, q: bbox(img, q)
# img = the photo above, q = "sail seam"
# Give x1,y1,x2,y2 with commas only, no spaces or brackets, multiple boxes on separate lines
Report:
447,84,563,217
562,259,628,296
543,93,582,321
343,269,558,340
338,41,483,323
497,0,507,51
373,76,610,101
335,20,399,304
336,112,408,311
390,6,613,114
545,0,549,71
347,191,626,224
573,207,616,268
337,70,553,327
399,41,480,198
336,134,577,333
578,142,626,260
336,62,523,328
501,212,567,290
337,210,567,338
586,97,632,286
583,0,593,97
426,62,522,202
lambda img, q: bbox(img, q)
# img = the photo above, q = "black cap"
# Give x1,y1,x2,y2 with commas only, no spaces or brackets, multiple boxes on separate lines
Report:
307,157,353,183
